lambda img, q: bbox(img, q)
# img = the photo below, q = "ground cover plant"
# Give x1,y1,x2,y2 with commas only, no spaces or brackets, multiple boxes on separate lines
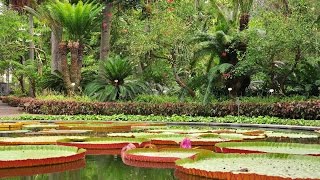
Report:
3,114,320,127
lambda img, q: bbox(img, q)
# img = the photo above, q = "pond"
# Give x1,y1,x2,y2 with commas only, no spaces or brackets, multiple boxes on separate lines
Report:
0,123,319,180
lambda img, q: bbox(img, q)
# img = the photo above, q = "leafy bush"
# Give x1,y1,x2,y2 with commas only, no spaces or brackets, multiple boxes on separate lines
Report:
84,56,149,101
2,96,320,120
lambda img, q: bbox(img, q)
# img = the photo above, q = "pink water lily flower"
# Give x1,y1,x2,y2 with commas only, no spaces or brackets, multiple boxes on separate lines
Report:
180,138,192,149
121,143,136,159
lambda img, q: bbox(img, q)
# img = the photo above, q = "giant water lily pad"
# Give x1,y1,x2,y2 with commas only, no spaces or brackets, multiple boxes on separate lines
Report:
28,130,92,135
0,136,87,145
107,132,159,138
0,123,22,131
22,124,59,131
59,124,131,132
0,159,85,178
215,142,320,155
123,148,212,163
265,132,319,139
175,153,320,180
0,145,86,168
218,133,266,140
57,137,149,149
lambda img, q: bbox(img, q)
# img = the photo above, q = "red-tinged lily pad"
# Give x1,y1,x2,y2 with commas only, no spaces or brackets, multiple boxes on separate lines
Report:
215,142,320,156
265,132,319,139
175,153,320,180
0,145,86,168
57,137,149,149
123,148,212,163
123,158,176,169
0,159,85,178
0,136,87,145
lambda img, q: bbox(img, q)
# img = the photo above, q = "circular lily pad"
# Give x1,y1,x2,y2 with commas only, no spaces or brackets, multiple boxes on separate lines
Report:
123,148,212,163
59,124,131,132
175,153,320,180
0,145,86,168
0,130,29,137
28,130,92,135
0,136,87,145
215,142,320,155
0,123,22,131
22,124,59,131
123,158,176,169
218,133,266,140
57,137,149,149
265,132,319,139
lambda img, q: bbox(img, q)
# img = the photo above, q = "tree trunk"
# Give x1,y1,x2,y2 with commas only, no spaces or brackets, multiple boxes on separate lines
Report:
51,28,62,73
239,13,250,31
68,41,80,94
29,14,34,61
59,42,72,96
76,43,84,89
28,78,36,97
99,2,113,61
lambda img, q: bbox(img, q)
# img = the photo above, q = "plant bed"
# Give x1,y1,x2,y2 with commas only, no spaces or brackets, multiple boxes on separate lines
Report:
0,136,87,145
175,153,320,180
0,145,86,168
0,159,85,178
123,148,212,163
215,142,320,155
57,137,149,149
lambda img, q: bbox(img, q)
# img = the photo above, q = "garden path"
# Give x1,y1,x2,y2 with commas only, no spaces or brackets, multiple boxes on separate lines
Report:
0,100,23,117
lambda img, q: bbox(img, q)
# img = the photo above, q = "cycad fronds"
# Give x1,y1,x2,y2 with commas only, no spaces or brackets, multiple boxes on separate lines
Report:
85,56,148,102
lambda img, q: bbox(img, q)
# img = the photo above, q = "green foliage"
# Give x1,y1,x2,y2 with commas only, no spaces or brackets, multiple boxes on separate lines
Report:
3,112,320,127
48,0,103,41
85,56,148,101
3,95,320,120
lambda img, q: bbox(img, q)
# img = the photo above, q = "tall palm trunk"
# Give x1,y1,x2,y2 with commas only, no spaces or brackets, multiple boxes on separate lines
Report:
99,2,113,61
59,42,72,96
51,28,63,73
239,13,250,31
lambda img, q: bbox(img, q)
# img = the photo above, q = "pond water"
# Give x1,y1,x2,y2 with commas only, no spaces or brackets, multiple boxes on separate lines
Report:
0,125,318,180
2,155,178,180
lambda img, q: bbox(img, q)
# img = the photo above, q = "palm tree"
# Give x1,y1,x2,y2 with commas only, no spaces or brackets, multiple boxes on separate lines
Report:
48,1,103,95
85,56,148,101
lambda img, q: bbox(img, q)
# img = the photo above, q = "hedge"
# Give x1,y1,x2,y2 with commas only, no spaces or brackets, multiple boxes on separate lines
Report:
1,96,320,120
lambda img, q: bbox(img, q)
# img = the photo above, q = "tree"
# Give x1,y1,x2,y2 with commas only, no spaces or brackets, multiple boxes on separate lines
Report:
48,1,102,95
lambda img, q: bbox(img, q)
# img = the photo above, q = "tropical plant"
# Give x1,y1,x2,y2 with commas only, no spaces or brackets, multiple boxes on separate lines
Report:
85,56,148,101
46,1,103,95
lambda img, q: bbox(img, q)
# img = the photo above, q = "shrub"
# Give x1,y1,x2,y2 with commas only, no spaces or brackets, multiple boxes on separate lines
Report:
2,96,320,120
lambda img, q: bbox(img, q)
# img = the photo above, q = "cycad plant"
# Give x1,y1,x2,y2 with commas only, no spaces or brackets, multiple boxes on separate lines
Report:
85,56,148,101
45,1,102,95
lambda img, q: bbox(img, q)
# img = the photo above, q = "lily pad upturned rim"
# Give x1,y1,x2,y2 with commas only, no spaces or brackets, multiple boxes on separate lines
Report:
175,153,320,180
215,141,320,155
0,136,87,145
0,159,86,178
0,145,86,168
124,148,212,163
57,137,150,149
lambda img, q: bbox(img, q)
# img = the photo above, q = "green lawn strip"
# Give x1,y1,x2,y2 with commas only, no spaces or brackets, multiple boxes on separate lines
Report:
0,114,319,127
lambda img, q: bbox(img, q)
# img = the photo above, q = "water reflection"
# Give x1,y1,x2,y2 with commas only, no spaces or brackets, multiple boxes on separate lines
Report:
1,155,177,180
